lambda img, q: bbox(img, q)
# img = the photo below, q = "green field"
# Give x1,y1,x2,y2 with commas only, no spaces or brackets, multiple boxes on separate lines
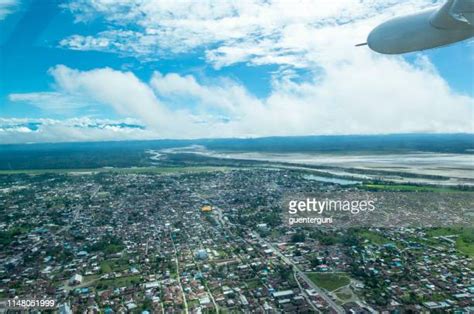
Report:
0,166,229,175
425,227,474,257
100,261,113,273
306,272,351,291
456,237,474,257
362,183,465,193
95,275,141,289
100,257,133,274
426,227,460,237
335,291,353,301
356,230,390,245
245,279,261,289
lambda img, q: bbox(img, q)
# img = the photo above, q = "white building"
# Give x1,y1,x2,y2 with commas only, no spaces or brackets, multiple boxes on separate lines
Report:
69,274,83,285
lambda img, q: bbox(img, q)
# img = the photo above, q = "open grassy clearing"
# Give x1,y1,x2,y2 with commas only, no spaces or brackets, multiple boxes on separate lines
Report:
425,227,474,257
356,230,391,245
361,183,467,193
306,272,351,291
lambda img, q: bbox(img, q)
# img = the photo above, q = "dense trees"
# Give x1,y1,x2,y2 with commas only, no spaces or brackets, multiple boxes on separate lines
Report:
291,232,306,243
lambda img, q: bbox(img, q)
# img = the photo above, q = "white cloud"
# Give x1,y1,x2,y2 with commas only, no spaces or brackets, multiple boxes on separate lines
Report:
0,0,18,21
150,72,259,117
8,92,92,114
47,65,184,134
0,117,154,144
6,59,473,143
60,0,440,68
260,54,474,135
150,55,473,136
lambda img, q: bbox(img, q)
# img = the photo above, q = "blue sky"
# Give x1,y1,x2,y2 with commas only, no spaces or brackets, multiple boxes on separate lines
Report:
0,0,473,143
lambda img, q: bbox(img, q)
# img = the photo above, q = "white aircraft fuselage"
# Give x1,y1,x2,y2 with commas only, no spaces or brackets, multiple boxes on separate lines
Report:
367,0,474,54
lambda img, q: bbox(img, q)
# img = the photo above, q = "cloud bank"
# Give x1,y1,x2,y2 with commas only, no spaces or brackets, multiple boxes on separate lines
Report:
7,56,473,143
0,117,152,144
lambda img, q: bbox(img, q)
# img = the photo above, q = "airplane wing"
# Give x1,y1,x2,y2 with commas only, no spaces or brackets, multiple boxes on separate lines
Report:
431,0,474,28
366,0,474,54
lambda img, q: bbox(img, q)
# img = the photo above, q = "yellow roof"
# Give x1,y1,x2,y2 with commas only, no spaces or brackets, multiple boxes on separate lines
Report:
201,205,212,211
